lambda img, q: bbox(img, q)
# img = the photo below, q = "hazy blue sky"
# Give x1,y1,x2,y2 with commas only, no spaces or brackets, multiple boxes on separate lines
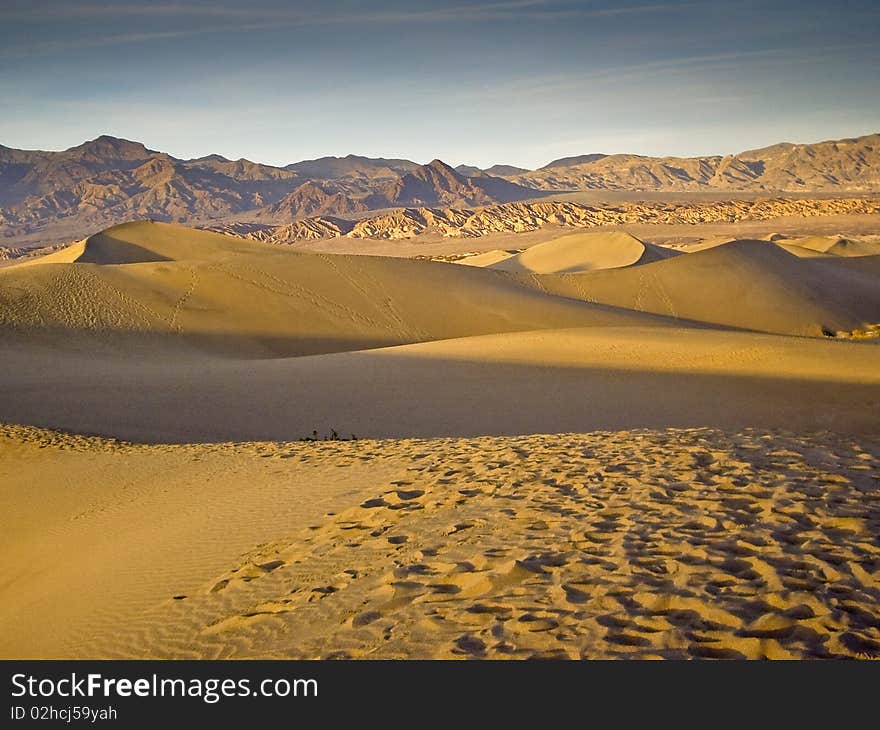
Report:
1,0,878,168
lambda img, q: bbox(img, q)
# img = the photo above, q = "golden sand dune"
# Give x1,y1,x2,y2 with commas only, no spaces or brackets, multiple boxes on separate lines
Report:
772,242,835,258
536,241,880,337
485,231,679,274
0,424,403,658
680,236,832,258
455,248,519,267
10,221,264,267
1,220,879,660
781,235,880,257
2,223,878,441
5,223,874,352
2,425,877,659
7,239,89,267
0,221,660,357
2,327,878,442
681,234,880,259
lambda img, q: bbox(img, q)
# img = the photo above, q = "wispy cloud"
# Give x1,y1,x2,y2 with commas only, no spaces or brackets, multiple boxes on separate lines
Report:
0,1,701,60
4,1,542,22
453,41,880,103
0,22,288,59
3,1,697,24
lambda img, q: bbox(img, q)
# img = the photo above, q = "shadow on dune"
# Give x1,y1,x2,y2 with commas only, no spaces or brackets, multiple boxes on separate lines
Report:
0,327,415,359
2,338,878,443
75,238,173,264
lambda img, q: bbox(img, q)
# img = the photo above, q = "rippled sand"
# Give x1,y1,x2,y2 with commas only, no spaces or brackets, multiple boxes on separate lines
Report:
2,426,877,659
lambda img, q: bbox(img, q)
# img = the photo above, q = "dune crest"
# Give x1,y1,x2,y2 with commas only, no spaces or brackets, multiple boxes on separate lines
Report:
535,240,880,337
485,231,678,274
782,235,880,257
0,220,662,358
456,248,519,268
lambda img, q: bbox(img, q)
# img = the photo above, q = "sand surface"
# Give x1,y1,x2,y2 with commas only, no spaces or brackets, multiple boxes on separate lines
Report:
0,221,663,358
536,243,880,337
2,326,879,442
1,219,878,659
2,426,878,659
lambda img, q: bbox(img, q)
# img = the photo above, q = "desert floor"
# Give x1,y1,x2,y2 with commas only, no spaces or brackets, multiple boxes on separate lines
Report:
2,425,878,659
1,220,878,658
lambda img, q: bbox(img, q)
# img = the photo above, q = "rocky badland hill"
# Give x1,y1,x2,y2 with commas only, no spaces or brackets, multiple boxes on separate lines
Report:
206,197,880,243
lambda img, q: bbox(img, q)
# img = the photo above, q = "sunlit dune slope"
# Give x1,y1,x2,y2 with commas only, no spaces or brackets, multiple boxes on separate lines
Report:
534,240,880,337
681,237,833,259
455,248,518,267
10,221,270,266
784,235,880,257
2,221,877,443
486,231,679,274
772,242,835,258
9,240,89,267
682,234,880,259
0,221,662,357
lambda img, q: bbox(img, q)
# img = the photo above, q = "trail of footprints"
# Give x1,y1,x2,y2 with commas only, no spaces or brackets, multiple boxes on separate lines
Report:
149,429,879,659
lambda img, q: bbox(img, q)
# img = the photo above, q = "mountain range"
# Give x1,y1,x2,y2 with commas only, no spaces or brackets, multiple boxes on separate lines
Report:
1,132,877,247
508,134,880,191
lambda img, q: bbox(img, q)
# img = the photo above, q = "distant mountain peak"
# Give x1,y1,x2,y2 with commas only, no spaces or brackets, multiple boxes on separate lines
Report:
383,158,535,208
411,159,466,185
79,134,145,148
68,135,151,159
285,154,419,179
91,134,133,144
541,153,608,170
455,164,484,176
457,163,532,177
190,153,230,163
485,164,530,176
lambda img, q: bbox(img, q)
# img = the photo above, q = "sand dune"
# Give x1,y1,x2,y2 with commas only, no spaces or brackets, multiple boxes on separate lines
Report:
2,219,879,660
772,242,835,258
2,425,878,659
187,428,880,660
485,231,678,274
680,237,833,258
2,327,878,442
0,221,661,357
808,253,880,278
536,240,880,337
3,223,877,441
781,235,880,257
0,424,401,658
456,248,519,267
9,239,88,267
681,234,880,259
